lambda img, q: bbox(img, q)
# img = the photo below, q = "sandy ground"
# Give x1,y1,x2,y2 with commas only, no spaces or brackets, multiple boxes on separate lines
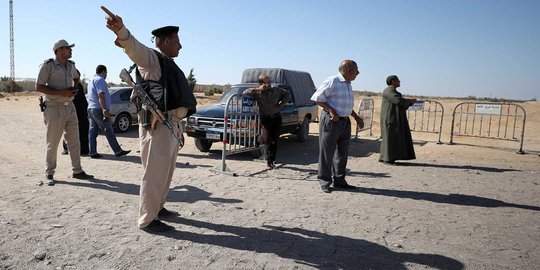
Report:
0,92,539,270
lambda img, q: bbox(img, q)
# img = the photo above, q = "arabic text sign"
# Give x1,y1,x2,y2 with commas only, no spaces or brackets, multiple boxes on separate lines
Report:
475,104,501,115
242,97,255,113
409,101,424,111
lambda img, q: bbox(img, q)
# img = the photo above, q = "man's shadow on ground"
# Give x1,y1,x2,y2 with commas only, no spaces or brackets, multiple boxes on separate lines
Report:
55,179,242,205
161,217,464,270
82,152,215,169
347,187,540,211
396,162,520,173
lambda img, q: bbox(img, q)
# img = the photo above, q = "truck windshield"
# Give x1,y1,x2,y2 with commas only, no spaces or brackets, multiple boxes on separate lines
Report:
218,87,250,104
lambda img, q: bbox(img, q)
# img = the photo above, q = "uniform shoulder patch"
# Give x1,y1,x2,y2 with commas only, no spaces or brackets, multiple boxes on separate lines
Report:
68,60,75,64
44,58,54,64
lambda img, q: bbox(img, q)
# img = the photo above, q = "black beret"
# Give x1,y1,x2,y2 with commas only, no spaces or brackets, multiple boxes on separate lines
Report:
386,75,399,85
151,26,179,37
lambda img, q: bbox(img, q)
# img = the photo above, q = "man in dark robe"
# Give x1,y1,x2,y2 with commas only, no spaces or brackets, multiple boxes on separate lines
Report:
62,72,89,156
379,75,416,165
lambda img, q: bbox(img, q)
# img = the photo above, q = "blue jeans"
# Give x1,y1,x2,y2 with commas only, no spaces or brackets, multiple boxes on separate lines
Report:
88,108,122,155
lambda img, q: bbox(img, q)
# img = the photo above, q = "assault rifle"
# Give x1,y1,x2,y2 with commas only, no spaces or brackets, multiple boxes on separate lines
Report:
119,64,183,144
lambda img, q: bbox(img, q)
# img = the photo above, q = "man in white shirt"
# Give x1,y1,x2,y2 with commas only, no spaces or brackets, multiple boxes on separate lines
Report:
310,60,364,193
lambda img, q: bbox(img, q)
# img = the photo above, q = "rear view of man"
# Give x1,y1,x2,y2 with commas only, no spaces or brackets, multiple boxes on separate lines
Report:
86,64,130,159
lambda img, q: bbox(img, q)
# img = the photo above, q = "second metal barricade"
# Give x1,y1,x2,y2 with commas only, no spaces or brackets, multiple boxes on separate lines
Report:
406,100,444,144
353,98,374,140
218,93,262,171
449,102,526,153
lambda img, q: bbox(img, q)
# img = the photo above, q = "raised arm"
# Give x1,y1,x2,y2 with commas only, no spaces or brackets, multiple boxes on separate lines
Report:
101,6,159,74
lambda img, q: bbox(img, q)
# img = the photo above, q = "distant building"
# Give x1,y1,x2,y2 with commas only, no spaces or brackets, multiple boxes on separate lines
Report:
15,77,36,82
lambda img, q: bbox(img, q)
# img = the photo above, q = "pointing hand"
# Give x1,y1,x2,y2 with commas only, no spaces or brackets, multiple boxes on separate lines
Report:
101,6,124,33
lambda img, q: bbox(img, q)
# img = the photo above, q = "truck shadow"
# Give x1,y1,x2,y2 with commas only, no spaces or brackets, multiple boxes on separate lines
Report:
276,133,380,165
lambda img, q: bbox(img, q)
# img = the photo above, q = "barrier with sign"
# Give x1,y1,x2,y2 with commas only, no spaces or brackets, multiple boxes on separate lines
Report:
353,98,374,140
449,102,526,153
406,100,444,144
217,93,262,171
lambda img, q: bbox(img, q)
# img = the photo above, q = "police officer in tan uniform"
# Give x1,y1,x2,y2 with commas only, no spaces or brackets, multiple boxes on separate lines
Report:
102,6,197,233
36,39,94,186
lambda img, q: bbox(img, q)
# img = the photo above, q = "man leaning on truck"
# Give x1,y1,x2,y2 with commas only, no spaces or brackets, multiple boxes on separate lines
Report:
243,75,291,169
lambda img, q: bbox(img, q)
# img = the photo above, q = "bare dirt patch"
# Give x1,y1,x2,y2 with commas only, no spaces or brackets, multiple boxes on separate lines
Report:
0,93,538,269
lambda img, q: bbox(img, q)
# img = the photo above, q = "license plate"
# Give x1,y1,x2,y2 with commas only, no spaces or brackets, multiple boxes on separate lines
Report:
206,132,220,140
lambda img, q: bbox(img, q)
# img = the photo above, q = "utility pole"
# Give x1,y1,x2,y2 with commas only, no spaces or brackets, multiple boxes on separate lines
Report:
9,0,15,92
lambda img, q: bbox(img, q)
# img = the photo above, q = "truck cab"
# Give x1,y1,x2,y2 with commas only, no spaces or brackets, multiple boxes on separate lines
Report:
185,68,319,152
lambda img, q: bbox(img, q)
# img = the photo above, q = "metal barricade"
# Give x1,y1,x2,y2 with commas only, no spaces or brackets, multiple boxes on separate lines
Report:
218,93,262,171
449,102,526,153
406,100,444,144
353,98,374,139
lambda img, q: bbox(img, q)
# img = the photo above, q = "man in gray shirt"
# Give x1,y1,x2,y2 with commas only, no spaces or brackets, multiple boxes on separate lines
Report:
243,75,291,169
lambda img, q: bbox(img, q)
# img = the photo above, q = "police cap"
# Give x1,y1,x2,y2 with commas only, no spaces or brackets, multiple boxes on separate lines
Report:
53,39,75,52
151,26,179,38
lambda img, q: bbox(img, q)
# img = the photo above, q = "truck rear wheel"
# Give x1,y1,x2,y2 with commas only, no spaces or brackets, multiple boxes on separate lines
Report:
194,138,213,152
296,117,310,142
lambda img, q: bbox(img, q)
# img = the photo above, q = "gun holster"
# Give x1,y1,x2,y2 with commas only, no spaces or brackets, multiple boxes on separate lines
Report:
39,96,46,112
139,108,152,129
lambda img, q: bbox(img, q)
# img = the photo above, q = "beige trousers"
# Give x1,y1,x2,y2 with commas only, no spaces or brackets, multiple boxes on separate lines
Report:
138,107,186,228
44,102,82,175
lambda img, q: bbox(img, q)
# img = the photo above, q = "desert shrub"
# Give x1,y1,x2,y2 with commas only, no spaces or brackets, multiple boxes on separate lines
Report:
212,86,223,94
1,81,24,92
204,88,214,96
204,86,224,96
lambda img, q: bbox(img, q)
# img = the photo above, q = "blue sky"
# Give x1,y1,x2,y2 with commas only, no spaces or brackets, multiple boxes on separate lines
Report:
1,0,539,100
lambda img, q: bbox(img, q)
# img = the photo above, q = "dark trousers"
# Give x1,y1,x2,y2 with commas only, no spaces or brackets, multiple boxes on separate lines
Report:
62,111,89,155
260,115,282,165
62,94,89,155
317,111,351,187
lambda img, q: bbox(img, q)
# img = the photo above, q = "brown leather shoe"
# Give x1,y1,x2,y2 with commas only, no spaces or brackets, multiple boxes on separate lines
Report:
158,207,178,218
321,185,332,193
73,171,94,180
333,183,357,189
141,220,174,234
115,150,131,157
